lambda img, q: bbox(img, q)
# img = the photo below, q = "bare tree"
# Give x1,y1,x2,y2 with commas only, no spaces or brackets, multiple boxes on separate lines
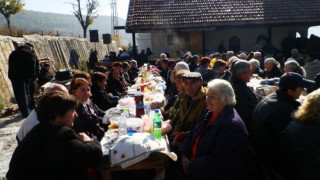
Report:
0,0,24,36
71,0,99,38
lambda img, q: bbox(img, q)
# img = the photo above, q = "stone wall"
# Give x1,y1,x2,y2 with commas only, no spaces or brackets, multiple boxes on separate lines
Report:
0,34,118,111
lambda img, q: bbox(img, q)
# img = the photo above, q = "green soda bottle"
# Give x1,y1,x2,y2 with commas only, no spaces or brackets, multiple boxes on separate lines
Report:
152,109,162,140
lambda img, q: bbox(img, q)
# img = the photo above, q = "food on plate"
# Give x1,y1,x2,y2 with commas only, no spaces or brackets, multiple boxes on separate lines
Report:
108,123,118,129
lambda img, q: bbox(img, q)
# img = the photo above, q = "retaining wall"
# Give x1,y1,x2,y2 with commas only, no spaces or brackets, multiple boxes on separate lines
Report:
0,34,118,111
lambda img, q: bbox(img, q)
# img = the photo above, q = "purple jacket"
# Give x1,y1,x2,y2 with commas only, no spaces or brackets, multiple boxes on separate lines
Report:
179,106,248,180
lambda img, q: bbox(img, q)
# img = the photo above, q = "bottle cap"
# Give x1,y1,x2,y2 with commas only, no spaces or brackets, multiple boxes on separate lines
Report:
123,108,128,112
137,88,140,92
155,109,159,113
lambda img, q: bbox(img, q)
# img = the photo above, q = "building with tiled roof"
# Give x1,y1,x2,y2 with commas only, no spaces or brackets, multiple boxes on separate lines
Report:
126,0,320,56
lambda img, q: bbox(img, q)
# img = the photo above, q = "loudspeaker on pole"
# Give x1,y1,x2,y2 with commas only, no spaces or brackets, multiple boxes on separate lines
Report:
89,30,99,42
102,33,112,44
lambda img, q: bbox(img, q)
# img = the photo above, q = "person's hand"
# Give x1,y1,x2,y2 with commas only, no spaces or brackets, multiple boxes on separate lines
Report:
161,120,172,135
78,132,92,142
182,154,191,175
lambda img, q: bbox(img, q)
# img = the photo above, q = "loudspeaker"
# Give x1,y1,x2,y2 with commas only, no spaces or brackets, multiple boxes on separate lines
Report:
103,34,112,44
89,30,99,42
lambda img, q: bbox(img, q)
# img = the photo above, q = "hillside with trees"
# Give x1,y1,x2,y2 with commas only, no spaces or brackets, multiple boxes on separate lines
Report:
0,10,131,45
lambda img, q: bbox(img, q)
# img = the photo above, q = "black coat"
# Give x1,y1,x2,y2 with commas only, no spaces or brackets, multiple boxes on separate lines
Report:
280,120,320,180
265,65,283,79
220,70,232,82
91,85,118,111
106,75,127,96
251,90,300,170
37,68,53,86
253,68,265,78
188,62,198,72
72,100,107,141
231,76,258,131
279,120,320,180
8,46,36,82
7,123,103,180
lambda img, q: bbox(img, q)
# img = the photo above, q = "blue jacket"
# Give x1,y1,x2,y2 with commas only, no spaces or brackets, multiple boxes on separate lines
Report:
179,106,248,180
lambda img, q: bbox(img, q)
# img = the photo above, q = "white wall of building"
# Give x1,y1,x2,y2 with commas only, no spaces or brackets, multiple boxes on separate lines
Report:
146,26,309,56
137,33,152,53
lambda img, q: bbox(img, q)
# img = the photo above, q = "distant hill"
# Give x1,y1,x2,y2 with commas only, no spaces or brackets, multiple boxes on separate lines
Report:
0,10,131,45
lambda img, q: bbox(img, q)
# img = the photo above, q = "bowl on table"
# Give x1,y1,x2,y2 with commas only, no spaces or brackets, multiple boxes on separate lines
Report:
127,118,143,132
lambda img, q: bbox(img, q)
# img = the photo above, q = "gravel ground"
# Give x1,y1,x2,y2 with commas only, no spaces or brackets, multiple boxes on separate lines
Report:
0,113,24,179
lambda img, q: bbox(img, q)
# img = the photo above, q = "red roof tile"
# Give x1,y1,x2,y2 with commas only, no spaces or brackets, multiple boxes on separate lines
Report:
126,0,320,32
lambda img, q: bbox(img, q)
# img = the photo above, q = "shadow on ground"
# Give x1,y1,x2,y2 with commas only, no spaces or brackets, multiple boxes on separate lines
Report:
0,114,23,129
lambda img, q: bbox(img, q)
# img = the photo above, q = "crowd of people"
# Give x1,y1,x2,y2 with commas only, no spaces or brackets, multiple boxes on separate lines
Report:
6,44,320,180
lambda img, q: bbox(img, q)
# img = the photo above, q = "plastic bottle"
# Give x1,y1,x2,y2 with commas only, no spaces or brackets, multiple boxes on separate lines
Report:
123,108,129,118
152,109,162,140
135,89,145,118
118,113,127,136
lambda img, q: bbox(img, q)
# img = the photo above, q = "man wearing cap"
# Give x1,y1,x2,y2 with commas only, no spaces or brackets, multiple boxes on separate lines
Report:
171,72,207,139
8,44,37,117
251,72,314,176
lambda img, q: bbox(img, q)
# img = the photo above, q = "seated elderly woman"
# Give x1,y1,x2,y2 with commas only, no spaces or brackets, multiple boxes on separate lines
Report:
91,72,118,111
70,78,107,141
178,79,248,179
284,59,306,77
264,58,283,78
7,92,103,180
106,67,127,97
279,88,320,180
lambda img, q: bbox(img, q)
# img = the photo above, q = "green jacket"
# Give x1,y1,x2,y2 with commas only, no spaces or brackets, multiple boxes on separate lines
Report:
168,92,184,130
173,86,208,133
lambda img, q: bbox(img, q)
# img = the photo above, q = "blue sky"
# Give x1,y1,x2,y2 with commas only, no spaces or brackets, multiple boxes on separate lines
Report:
24,0,130,19
24,0,320,37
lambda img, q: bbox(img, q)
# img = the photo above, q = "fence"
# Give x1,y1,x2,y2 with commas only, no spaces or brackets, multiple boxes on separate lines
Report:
0,34,118,112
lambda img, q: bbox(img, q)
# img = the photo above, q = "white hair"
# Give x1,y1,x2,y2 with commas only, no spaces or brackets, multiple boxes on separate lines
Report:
264,58,277,65
253,52,261,59
284,60,306,77
160,53,167,58
227,51,234,56
229,56,239,62
249,59,260,69
43,83,69,95
175,62,190,72
233,60,251,77
291,48,299,54
131,60,137,65
207,79,236,106
238,53,247,60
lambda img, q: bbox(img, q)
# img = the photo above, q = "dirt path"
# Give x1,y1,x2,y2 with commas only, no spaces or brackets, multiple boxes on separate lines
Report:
0,113,24,179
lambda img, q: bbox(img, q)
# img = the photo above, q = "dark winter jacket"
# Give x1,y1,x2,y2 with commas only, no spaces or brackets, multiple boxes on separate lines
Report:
251,90,300,170
72,100,107,141
279,120,320,180
37,68,53,86
265,65,283,79
231,76,258,131
179,107,248,180
91,85,118,111
7,123,103,180
106,75,127,97
8,46,36,82
253,67,265,78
